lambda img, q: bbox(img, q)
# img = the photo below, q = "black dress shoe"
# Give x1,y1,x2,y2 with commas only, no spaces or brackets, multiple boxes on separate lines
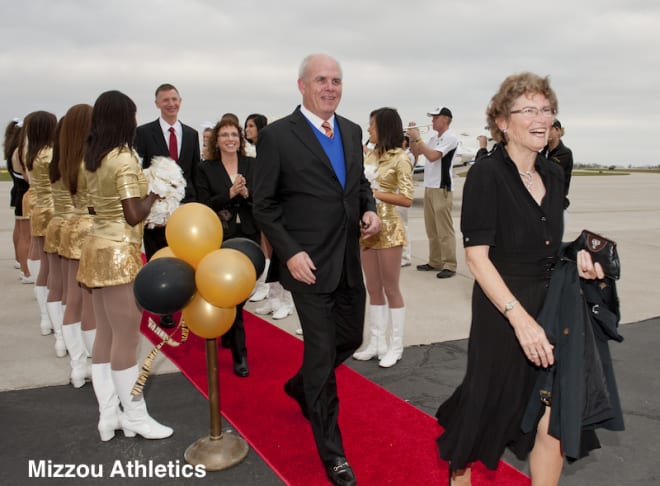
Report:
324,456,356,486
436,269,456,279
283,379,309,420
233,355,249,377
159,314,176,329
416,263,436,271
220,335,231,348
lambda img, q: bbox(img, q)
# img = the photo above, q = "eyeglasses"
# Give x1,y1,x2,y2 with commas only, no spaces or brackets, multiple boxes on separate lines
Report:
510,107,556,118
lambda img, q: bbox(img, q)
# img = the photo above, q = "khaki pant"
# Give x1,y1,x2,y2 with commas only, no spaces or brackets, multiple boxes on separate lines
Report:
423,187,457,271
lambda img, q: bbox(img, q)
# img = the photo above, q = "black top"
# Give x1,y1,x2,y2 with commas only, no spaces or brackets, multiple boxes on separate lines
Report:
461,145,564,273
543,140,574,209
196,155,258,240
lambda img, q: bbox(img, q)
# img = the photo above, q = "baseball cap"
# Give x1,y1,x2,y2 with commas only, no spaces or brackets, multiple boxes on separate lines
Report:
552,119,562,129
427,107,453,118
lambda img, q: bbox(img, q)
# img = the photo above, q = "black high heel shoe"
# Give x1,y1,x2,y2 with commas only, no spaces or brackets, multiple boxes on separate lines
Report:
233,354,249,377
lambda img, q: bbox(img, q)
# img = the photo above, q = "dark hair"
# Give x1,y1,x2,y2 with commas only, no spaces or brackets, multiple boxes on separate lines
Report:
85,91,137,172
3,120,21,162
155,83,179,98
206,118,245,160
23,111,57,172
370,107,404,155
244,113,268,144
49,118,65,183
59,104,93,195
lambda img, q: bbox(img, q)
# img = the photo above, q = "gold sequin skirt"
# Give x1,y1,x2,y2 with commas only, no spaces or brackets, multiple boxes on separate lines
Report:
59,215,93,260
77,237,142,288
30,205,54,237
44,217,65,254
360,217,407,250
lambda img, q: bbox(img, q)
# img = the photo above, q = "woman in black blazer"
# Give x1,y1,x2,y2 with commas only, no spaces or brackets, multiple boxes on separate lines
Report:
196,117,258,377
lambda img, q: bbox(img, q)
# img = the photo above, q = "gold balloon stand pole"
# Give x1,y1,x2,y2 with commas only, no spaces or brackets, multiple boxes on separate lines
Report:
184,337,249,470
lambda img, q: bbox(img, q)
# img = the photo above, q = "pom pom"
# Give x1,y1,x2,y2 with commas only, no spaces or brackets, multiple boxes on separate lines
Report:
143,156,186,228
363,163,380,190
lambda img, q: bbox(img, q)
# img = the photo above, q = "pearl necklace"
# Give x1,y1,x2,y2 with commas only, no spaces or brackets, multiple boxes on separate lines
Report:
519,169,535,190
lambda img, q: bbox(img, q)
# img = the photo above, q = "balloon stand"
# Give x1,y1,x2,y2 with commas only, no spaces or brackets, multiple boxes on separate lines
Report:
184,338,249,471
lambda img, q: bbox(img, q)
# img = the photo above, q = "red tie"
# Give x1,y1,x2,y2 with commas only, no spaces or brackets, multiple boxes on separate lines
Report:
168,127,178,161
321,120,334,139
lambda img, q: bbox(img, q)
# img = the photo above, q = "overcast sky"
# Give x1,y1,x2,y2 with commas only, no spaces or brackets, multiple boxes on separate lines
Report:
2,0,659,166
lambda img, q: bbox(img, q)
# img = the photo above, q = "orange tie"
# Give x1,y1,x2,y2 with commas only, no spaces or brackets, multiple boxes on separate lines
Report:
321,120,334,139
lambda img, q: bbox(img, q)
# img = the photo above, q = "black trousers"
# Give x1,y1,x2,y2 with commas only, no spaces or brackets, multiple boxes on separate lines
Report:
288,274,365,463
143,226,168,261
224,301,247,363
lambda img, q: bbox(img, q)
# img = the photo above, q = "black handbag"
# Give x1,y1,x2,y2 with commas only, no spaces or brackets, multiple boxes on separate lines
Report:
564,230,620,280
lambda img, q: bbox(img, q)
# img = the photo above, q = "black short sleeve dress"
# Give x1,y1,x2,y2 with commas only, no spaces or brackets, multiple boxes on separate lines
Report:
436,146,565,470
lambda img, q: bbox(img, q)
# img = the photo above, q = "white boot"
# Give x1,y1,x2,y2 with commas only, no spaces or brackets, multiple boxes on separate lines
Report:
27,259,40,294
34,285,52,335
249,258,271,302
272,290,293,320
379,307,405,368
46,301,67,358
91,363,122,441
62,323,89,388
82,329,96,358
353,305,388,361
112,365,173,439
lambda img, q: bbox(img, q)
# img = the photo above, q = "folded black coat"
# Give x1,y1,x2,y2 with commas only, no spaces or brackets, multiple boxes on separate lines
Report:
521,256,624,461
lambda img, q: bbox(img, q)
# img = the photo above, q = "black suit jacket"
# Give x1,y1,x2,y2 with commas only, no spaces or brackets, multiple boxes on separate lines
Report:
135,119,200,202
252,106,376,294
196,155,258,240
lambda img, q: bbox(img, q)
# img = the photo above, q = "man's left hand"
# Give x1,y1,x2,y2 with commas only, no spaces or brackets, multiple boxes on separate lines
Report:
360,211,381,238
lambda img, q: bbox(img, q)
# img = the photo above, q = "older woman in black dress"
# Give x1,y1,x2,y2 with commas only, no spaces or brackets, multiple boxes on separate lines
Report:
436,73,604,486
196,117,258,377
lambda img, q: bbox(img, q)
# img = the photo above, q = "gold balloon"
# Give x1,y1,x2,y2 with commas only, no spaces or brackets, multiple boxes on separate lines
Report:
182,293,236,339
195,248,257,308
165,203,223,268
150,246,176,260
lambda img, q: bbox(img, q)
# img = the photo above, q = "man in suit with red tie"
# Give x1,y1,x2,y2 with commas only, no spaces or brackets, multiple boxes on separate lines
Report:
253,54,381,486
135,83,200,328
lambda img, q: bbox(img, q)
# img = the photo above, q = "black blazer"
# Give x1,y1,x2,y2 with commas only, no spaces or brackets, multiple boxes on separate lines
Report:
135,119,200,202
252,106,376,294
196,155,258,240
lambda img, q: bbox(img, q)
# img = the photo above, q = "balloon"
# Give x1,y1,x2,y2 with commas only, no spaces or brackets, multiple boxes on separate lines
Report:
182,293,236,339
222,237,266,277
150,246,175,260
133,257,196,315
165,203,223,268
195,248,256,308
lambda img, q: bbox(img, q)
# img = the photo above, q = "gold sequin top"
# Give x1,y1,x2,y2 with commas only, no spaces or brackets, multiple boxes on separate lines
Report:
77,148,147,288
27,147,54,209
86,147,147,245
71,161,92,216
361,148,414,249
27,147,54,236
51,178,75,219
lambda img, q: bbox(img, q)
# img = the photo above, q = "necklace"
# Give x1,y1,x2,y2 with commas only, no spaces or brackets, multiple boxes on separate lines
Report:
519,169,535,190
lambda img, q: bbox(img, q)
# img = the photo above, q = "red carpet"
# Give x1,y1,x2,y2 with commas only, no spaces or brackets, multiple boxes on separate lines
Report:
141,311,531,485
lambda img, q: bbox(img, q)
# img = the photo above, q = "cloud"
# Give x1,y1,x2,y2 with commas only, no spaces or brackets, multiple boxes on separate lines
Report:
1,0,658,165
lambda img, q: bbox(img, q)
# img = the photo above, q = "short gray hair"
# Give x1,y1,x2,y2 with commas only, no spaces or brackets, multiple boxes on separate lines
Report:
298,53,342,80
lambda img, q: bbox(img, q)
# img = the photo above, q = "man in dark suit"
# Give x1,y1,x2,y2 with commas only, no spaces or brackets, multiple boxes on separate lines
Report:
135,83,200,328
253,54,381,486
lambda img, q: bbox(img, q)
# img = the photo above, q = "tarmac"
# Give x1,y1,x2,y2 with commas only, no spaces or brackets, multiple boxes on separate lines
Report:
0,168,658,485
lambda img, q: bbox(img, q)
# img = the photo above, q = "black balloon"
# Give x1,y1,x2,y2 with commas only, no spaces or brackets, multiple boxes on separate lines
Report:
222,237,266,277
133,257,196,315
